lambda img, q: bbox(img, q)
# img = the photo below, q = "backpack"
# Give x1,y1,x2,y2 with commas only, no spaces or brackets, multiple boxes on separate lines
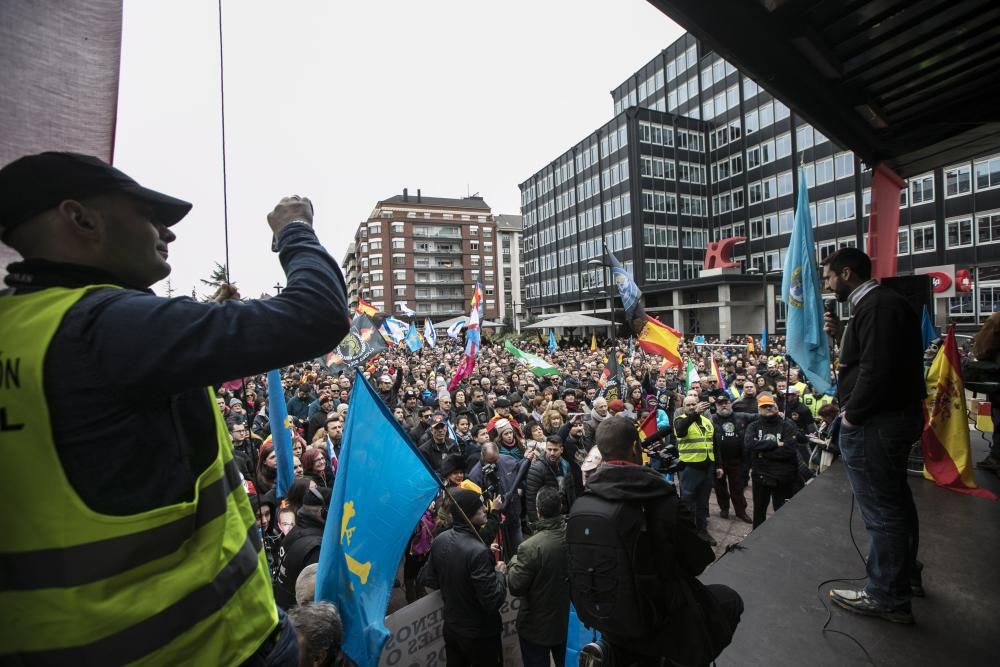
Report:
566,494,664,638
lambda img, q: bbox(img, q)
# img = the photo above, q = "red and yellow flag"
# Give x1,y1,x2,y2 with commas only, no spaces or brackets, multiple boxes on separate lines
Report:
638,411,659,440
638,315,682,368
356,298,377,317
921,324,998,500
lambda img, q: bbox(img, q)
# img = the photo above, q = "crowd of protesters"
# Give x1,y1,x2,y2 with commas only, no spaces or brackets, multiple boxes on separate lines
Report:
221,324,849,662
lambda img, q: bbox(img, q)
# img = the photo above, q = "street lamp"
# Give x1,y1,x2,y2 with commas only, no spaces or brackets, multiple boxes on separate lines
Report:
587,258,617,341
746,266,782,337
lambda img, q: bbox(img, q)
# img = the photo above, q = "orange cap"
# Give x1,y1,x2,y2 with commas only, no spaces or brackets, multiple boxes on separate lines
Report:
757,394,776,407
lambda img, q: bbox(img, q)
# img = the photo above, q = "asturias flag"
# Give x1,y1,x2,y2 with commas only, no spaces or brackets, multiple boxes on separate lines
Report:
404,321,423,352
637,315,682,368
548,328,558,354
921,305,939,350
315,373,443,666
921,324,998,500
781,171,835,395
266,369,295,500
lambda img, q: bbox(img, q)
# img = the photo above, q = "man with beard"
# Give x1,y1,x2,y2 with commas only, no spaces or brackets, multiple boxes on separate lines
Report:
418,412,462,474
470,388,490,426
711,395,753,523
525,436,574,523
673,395,717,545
822,247,924,624
409,405,434,445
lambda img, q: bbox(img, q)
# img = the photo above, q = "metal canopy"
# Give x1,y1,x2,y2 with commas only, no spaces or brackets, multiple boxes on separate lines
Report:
522,312,612,329
647,0,1000,177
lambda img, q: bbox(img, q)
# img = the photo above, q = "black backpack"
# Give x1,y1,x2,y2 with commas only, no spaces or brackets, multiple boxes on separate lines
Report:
566,494,664,638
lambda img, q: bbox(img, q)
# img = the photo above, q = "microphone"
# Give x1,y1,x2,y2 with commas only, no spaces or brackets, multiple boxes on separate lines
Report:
824,300,837,317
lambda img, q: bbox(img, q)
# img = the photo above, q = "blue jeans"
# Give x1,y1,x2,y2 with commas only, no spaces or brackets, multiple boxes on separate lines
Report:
838,408,921,610
679,463,713,531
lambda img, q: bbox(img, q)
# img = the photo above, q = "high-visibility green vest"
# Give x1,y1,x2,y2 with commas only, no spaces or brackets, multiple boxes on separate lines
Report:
0,286,277,664
803,393,834,418
676,415,715,463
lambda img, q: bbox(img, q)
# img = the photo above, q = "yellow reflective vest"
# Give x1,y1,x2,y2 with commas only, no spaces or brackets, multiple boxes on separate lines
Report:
0,286,277,664
676,414,715,464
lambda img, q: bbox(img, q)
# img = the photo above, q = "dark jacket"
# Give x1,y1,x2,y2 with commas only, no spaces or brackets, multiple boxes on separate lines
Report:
274,510,326,610
507,516,570,646
525,457,572,523
837,284,925,424
580,464,736,662
418,523,507,638
784,400,817,435
2,223,348,516
711,411,753,466
469,454,530,529
744,415,808,485
419,436,461,474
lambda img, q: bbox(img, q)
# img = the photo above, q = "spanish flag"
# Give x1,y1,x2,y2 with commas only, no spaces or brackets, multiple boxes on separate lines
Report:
976,402,994,433
921,324,998,499
638,315,682,368
638,411,660,440
356,298,377,317
590,332,598,352
746,335,755,353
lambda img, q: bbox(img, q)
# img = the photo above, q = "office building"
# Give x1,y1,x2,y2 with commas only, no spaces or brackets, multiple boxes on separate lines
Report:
349,189,501,320
495,214,524,331
519,32,1000,335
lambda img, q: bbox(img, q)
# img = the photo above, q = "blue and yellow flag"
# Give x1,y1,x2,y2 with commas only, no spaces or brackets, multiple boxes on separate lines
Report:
782,172,835,395
404,321,423,352
266,369,295,500
315,372,441,667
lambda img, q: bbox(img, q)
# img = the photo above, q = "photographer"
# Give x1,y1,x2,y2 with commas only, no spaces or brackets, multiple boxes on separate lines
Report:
468,442,534,552
567,417,742,665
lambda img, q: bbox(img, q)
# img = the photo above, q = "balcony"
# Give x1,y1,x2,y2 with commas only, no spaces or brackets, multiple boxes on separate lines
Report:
412,243,463,255
413,258,463,270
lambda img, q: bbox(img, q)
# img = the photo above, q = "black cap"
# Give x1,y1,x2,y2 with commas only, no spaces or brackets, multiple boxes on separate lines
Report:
0,152,192,239
440,453,466,477
495,397,511,408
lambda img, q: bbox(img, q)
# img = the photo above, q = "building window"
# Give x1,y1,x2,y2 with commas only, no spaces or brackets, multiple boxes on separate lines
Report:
897,228,910,255
836,194,856,222
910,174,934,205
391,222,405,233
796,125,813,151
975,154,1000,191
775,133,791,159
470,241,479,251
862,188,871,217
946,217,973,248
911,224,936,253
834,152,855,179
815,158,834,185
470,225,479,235
945,164,972,197
777,171,793,197
370,270,384,283
368,222,382,234
391,239,405,249
817,198,836,226
977,211,1000,245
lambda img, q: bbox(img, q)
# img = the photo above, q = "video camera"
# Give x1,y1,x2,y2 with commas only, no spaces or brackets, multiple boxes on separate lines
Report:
643,442,684,475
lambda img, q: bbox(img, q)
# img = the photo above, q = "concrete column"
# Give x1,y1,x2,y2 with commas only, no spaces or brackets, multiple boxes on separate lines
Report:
718,284,732,340
672,290,683,333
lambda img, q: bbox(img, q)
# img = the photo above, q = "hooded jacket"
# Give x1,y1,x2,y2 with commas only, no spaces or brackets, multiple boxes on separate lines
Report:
273,509,326,610
577,464,736,662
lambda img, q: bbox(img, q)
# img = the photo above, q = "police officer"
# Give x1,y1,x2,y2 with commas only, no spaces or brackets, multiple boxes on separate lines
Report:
673,395,717,545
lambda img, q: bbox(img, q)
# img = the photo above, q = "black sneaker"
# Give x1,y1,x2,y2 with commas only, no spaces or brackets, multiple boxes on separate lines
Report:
720,509,730,519
696,529,718,546
829,589,914,624
976,455,1000,472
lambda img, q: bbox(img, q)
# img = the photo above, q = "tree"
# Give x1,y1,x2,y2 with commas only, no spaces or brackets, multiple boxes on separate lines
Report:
200,262,231,301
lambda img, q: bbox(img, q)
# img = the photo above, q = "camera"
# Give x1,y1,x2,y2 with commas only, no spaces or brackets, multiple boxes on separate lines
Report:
643,442,685,475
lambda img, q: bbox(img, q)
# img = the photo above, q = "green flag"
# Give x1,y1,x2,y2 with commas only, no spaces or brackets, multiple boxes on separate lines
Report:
505,340,559,377
685,358,700,392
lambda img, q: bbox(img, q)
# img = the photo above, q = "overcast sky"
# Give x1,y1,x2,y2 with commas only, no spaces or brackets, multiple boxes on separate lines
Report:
113,0,682,298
